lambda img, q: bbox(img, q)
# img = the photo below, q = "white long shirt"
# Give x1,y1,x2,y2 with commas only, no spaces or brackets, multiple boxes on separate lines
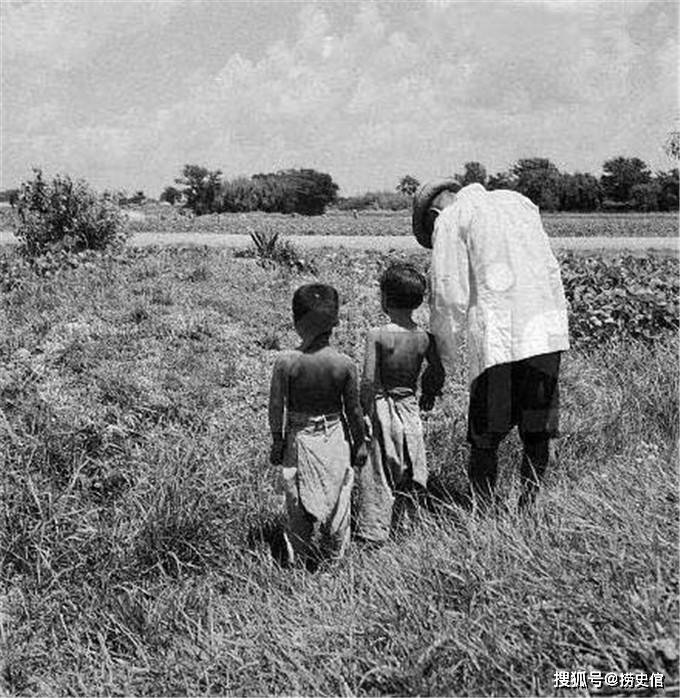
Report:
429,183,570,383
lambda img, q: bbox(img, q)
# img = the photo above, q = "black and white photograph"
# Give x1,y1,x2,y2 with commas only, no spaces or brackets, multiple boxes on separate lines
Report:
1,0,678,695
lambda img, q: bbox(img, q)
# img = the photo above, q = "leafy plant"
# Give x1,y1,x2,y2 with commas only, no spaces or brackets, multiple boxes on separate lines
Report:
248,227,318,274
13,168,128,257
561,253,679,346
249,228,280,257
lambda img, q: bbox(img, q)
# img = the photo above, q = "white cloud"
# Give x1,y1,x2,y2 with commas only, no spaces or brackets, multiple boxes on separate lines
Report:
1,0,180,65
1,0,677,194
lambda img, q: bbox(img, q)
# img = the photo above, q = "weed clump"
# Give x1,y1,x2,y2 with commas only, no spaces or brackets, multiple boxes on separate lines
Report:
245,227,318,274
13,168,129,258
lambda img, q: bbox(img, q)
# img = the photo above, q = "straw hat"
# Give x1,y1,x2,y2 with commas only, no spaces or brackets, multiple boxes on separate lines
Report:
411,178,460,248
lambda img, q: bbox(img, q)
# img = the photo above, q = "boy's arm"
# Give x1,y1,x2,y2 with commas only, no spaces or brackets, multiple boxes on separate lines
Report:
420,333,445,411
343,362,367,467
268,356,287,464
359,329,379,416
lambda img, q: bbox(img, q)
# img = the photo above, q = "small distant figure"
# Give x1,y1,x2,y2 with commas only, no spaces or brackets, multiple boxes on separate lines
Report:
268,284,367,568
356,262,445,542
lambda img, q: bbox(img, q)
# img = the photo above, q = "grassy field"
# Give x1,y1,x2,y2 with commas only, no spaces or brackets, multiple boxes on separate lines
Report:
1,246,678,696
0,205,678,239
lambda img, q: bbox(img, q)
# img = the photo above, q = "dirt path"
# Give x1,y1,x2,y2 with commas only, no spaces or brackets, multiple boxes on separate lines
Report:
1,230,678,255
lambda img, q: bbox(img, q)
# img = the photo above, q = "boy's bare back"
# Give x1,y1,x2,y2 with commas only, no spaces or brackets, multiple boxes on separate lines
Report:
361,323,444,413
272,345,359,416
365,324,431,393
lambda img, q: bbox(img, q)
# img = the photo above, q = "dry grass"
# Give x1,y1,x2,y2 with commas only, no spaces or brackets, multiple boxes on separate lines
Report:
1,247,678,696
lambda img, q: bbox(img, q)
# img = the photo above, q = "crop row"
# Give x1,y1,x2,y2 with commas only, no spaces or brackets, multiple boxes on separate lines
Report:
0,206,677,238
129,210,680,238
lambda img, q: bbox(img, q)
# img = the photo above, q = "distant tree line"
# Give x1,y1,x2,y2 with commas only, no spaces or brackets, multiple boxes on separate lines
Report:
387,157,677,213
161,166,339,216
8,155,672,216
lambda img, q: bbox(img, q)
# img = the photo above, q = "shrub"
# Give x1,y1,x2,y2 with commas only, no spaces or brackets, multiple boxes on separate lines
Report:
13,169,128,256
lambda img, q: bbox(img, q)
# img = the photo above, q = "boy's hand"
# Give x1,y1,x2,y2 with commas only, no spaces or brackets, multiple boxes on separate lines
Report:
269,439,285,465
419,393,436,412
363,415,373,440
353,442,368,468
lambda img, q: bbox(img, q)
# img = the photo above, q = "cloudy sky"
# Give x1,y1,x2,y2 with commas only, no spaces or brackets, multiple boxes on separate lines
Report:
1,0,677,196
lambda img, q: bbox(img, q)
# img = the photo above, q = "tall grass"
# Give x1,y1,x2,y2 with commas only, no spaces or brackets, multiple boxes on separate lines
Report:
1,247,677,695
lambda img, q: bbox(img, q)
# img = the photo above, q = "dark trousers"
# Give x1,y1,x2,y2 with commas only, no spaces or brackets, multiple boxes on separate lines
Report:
466,352,562,507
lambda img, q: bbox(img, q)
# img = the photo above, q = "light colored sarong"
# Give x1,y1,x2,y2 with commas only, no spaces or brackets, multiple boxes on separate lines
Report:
356,389,428,542
279,412,354,563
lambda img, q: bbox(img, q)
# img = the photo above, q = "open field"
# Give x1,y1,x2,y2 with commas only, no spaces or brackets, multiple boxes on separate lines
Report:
1,246,678,695
121,209,680,238
0,206,678,239
2,232,680,257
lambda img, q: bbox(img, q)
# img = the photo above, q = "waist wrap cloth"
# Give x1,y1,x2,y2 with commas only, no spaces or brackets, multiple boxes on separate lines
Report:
279,411,354,561
356,389,428,542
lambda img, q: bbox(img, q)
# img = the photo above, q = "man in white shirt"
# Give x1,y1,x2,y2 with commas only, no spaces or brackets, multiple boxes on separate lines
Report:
412,179,570,508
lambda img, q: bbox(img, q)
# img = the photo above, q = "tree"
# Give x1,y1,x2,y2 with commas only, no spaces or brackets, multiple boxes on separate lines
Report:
175,164,223,215
160,186,182,205
220,177,260,212
456,161,487,187
276,169,339,215
511,158,562,211
600,156,651,204
559,172,602,211
630,182,660,212
655,169,679,211
487,171,516,191
665,131,680,161
396,175,420,196
218,169,339,215
250,172,292,213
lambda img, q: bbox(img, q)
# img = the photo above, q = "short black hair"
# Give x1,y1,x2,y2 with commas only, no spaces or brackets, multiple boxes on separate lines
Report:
292,284,339,333
380,262,426,310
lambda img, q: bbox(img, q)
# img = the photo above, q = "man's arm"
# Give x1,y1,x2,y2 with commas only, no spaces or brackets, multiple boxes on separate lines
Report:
429,204,470,370
420,333,445,411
